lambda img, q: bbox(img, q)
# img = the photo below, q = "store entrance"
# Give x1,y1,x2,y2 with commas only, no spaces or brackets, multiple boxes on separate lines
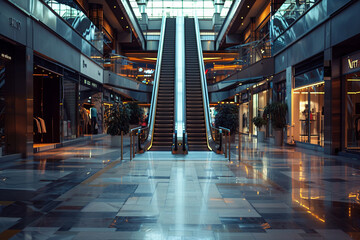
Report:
33,66,61,144
79,82,103,136
345,72,360,151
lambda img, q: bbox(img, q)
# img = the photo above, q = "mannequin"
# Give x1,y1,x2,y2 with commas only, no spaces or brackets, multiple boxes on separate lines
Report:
90,105,97,134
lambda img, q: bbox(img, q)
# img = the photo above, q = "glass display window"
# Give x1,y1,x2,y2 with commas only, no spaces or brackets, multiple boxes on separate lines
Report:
239,103,249,134
252,90,268,135
293,82,324,146
345,73,360,149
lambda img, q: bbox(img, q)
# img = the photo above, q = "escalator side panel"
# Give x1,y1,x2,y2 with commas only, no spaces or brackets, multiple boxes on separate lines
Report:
150,18,176,151
185,18,209,151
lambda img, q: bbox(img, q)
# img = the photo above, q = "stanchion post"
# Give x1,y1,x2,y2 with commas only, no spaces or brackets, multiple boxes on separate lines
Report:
133,133,136,158
121,131,123,160
238,131,241,161
217,129,223,154
224,131,227,158
228,131,231,161
130,131,132,161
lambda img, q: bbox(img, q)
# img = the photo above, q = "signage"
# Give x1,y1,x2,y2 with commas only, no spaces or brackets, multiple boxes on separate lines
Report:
9,17,21,30
343,51,360,75
348,59,358,69
144,69,154,74
80,55,103,83
83,79,98,89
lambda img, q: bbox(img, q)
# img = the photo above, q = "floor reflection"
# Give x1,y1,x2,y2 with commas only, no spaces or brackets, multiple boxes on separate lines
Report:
0,135,359,239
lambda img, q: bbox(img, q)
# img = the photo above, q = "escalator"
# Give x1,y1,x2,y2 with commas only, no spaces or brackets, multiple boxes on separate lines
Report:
150,18,176,151
184,18,209,151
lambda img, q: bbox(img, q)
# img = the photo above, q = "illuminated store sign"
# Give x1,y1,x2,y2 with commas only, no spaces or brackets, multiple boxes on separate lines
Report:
343,51,360,74
348,59,358,69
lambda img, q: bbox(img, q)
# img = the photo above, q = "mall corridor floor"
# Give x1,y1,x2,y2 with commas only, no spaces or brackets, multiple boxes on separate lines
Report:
0,136,360,240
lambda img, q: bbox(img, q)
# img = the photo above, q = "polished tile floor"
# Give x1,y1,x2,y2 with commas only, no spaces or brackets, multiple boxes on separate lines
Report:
0,136,360,239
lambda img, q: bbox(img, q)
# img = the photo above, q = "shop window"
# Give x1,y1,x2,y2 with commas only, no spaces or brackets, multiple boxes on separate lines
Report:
33,66,61,144
79,81,103,136
62,80,77,140
293,83,324,146
240,102,249,134
345,73,360,150
252,90,268,135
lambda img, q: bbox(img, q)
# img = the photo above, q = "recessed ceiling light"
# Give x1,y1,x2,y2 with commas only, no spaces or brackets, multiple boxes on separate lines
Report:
247,5,250,8
241,17,243,19
114,6,116,8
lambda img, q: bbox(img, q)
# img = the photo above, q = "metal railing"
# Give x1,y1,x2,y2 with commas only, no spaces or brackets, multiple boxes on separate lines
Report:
104,54,155,85
211,127,231,161
129,126,150,160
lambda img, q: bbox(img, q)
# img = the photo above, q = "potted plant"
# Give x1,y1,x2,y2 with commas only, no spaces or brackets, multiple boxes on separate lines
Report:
264,102,288,146
215,103,239,142
127,102,144,128
104,103,130,147
252,116,267,142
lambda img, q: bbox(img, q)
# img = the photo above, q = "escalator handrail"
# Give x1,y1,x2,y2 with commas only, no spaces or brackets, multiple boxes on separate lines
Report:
147,16,167,150
194,16,213,151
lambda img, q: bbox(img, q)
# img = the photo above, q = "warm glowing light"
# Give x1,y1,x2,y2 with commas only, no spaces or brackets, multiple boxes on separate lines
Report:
293,81,324,91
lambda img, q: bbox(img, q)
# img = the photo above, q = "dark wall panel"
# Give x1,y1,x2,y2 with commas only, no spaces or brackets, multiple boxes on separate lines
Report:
0,2,27,46
33,22,80,72
330,0,360,47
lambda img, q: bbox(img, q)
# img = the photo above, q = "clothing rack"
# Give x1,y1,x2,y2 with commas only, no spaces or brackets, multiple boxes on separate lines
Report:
33,116,47,143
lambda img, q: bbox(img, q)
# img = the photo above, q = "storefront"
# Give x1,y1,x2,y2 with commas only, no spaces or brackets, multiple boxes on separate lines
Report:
33,57,62,145
239,91,250,134
342,51,360,152
62,69,79,141
79,77,103,136
252,82,269,135
292,67,324,146
34,56,83,146
0,40,15,156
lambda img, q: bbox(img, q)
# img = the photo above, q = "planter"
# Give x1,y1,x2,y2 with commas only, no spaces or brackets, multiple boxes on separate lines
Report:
257,131,265,143
273,129,283,146
110,135,122,147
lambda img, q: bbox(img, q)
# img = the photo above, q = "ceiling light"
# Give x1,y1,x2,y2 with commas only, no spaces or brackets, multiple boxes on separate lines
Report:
114,6,116,8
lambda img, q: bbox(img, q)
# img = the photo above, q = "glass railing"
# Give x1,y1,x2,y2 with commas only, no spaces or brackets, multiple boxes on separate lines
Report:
104,54,155,85
206,37,271,85
9,0,103,65
271,0,318,41
44,0,104,53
